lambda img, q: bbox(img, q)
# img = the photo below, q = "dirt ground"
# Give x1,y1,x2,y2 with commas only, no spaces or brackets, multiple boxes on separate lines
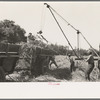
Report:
6,55,100,82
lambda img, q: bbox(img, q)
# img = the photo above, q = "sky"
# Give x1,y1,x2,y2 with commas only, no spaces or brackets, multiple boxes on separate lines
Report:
0,1,100,50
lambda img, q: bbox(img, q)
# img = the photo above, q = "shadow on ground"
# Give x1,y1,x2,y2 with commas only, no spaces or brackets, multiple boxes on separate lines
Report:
46,67,72,80
6,67,72,82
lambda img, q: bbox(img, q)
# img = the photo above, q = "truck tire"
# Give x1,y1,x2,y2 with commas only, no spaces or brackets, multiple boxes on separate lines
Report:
0,67,6,82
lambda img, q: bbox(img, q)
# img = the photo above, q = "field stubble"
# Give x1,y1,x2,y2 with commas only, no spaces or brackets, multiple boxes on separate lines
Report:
6,55,100,82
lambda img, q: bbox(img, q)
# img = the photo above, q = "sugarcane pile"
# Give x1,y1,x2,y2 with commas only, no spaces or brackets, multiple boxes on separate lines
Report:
15,41,55,78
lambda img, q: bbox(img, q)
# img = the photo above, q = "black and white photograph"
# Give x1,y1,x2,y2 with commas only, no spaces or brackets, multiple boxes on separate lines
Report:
0,1,100,83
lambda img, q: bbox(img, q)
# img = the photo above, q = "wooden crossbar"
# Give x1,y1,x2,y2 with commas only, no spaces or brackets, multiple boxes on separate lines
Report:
0,55,19,57
0,52,18,54
75,58,99,61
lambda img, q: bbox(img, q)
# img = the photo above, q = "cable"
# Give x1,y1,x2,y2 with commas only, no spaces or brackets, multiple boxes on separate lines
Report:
44,3,99,57
44,3,79,58
45,3,78,32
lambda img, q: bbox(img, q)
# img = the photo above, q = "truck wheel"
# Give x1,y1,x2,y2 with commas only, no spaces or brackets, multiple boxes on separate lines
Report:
0,67,6,82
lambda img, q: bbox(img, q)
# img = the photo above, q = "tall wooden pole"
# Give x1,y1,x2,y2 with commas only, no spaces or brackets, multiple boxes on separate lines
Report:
99,43,100,56
77,31,80,57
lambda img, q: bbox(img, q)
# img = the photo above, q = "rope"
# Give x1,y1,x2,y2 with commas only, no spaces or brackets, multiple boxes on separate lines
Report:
40,4,46,32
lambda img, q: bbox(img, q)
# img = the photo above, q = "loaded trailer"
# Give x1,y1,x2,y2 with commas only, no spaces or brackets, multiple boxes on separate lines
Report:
0,43,55,82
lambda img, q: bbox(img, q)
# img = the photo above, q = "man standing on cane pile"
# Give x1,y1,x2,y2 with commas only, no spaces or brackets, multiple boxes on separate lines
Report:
86,50,94,81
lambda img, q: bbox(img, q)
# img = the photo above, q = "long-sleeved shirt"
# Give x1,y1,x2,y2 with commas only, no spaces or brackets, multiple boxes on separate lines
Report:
86,54,94,64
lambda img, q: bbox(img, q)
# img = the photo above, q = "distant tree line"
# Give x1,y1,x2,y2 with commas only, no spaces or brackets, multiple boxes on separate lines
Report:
45,44,100,56
0,19,99,56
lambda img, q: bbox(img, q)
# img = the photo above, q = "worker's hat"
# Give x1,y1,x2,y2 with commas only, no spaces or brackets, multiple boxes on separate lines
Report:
88,50,92,54
68,54,71,56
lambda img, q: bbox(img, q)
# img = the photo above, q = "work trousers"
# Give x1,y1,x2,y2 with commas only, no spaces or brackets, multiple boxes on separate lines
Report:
70,62,75,72
86,63,94,81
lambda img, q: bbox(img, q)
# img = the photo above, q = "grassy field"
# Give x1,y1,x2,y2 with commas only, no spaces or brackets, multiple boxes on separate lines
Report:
6,55,100,82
